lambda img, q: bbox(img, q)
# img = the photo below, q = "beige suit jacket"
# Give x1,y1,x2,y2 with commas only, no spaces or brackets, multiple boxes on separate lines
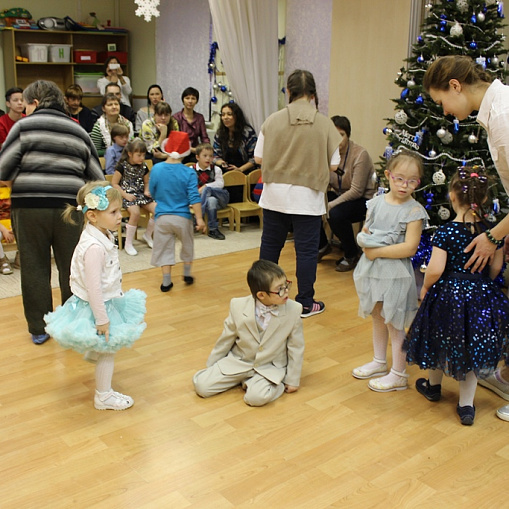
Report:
206,295,305,386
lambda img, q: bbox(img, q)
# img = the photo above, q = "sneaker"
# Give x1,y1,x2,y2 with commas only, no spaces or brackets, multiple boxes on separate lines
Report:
160,282,174,292
142,232,153,248
32,333,50,345
208,228,225,240
415,378,442,401
456,404,475,425
0,255,13,275
124,244,138,256
94,389,134,411
301,300,325,318
317,243,332,262
496,404,509,422
478,369,509,401
335,253,360,272
184,276,194,285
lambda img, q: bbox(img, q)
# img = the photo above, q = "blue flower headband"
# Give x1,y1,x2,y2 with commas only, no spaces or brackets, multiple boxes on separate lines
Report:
78,185,112,214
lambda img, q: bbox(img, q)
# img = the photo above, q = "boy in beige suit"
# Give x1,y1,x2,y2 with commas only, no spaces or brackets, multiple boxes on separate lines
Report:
193,260,305,406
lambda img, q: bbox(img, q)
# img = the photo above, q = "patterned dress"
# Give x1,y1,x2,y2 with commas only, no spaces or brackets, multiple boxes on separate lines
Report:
116,160,154,209
404,222,509,380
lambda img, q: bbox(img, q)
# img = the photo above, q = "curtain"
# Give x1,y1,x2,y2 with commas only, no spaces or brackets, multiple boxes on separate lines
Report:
208,0,279,133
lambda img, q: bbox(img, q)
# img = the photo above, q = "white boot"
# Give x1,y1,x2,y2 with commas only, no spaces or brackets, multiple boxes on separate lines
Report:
143,218,154,248
125,224,138,256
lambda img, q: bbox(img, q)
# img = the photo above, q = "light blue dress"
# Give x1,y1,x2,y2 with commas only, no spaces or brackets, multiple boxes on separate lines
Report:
353,194,429,330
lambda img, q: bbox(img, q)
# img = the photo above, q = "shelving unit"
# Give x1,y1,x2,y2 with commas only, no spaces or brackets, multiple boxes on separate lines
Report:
2,28,129,107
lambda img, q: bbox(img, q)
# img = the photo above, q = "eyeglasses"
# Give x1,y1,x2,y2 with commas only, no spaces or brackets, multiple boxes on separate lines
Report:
268,280,292,297
388,171,420,189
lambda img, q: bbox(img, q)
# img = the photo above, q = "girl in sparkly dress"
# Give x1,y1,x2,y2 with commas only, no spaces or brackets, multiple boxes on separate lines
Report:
111,138,156,256
404,168,509,425
352,151,428,392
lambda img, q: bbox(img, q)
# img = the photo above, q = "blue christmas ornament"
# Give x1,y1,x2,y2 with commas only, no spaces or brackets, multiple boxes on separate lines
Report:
220,85,227,92
470,41,477,49
383,127,393,135
229,99,235,104
417,54,425,63
493,198,500,214
453,119,460,133
440,14,447,19
417,35,423,44
498,2,504,18
211,96,217,103
401,88,409,99
471,14,477,23
415,95,424,105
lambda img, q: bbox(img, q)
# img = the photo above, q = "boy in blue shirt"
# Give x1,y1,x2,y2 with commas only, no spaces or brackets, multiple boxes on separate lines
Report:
104,123,129,175
149,131,206,291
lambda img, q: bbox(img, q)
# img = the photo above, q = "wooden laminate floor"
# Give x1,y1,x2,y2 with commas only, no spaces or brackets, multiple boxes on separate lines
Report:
0,242,508,508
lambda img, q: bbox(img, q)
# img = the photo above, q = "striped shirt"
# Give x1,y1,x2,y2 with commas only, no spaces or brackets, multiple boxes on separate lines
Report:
0,108,104,209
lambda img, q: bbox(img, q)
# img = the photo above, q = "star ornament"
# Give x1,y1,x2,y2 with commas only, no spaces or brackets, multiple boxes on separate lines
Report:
135,0,160,22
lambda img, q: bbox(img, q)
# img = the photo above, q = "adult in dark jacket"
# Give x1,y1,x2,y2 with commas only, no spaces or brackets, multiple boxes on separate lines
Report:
0,80,104,344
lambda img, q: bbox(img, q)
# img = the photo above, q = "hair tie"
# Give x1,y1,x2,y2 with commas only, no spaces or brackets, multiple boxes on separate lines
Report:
470,172,479,178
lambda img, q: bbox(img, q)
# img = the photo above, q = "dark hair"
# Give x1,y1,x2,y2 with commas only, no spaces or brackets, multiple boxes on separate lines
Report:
181,87,199,102
331,115,351,138
287,69,318,109
110,123,129,139
102,93,120,108
423,55,492,92
216,103,250,151
65,84,83,100
118,138,147,166
247,260,286,298
23,80,65,112
5,87,23,102
195,142,213,156
146,84,164,108
104,82,121,95
386,150,424,177
154,101,172,116
103,56,123,77
449,166,490,232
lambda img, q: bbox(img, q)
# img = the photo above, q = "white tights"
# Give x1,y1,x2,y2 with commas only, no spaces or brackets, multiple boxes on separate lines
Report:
429,369,478,407
95,353,115,392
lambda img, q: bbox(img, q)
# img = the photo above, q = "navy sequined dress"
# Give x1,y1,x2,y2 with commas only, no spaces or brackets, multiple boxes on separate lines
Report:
404,222,509,381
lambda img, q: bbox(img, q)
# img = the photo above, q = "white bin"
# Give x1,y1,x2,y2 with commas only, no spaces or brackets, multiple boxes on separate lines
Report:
49,44,72,63
20,43,50,63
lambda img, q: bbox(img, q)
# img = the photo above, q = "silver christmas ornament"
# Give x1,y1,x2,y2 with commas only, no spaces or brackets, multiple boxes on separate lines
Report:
429,149,437,158
438,206,451,220
407,79,416,87
477,12,485,22
437,128,446,138
432,169,446,185
450,22,463,37
395,110,408,125
420,263,427,273
468,133,478,144
492,56,499,66
442,131,453,144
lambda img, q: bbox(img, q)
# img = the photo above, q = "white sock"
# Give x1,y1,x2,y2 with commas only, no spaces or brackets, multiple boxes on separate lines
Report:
95,353,115,393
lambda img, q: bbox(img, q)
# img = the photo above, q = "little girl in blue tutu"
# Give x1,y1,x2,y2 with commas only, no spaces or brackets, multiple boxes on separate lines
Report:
352,151,428,392
44,182,146,411
404,168,509,425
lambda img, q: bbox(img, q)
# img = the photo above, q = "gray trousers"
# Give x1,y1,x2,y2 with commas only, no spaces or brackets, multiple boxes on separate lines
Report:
11,207,82,335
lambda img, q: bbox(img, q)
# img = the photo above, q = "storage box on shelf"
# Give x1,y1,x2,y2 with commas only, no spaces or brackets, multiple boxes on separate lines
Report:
2,28,128,100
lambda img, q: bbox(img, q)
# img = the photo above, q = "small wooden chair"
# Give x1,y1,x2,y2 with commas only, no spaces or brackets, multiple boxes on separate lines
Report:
223,171,263,232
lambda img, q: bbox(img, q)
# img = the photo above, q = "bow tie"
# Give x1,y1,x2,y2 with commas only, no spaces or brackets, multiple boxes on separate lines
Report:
255,303,279,330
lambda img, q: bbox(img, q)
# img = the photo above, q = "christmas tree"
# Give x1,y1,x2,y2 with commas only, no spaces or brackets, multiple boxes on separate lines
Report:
381,0,507,234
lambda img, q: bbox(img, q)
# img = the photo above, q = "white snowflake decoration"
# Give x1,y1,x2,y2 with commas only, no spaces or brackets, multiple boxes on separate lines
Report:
432,169,446,185
135,0,160,22
456,0,469,13
438,206,451,220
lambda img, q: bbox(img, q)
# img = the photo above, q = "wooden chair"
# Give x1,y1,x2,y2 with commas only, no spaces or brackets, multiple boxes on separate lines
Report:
223,171,263,233
247,168,262,203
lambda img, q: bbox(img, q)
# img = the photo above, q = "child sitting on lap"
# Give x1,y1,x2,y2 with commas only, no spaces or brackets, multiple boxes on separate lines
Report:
193,260,305,407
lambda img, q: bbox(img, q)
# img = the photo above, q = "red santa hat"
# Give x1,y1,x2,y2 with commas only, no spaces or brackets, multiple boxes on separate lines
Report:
161,131,191,159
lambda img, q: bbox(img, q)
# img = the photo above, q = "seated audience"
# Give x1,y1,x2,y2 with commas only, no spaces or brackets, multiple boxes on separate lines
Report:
97,56,132,106
64,84,95,133
0,87,24,148
104,124,130,175
140,101,179,161
135,84,164,133
318,115,376,272
194,143,229,240
173,86,210,162
92,82,136,126
90,93,134,156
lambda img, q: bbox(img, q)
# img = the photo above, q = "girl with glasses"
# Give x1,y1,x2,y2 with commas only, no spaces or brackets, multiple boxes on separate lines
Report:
352,151,428,392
